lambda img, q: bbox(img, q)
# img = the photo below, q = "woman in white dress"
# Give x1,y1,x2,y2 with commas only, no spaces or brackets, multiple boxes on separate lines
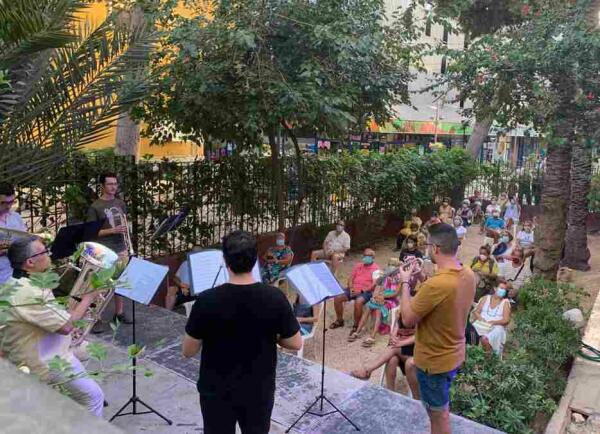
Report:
472,280,512,355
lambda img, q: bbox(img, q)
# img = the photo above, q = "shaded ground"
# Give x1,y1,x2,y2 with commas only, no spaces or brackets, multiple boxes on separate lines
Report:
305,227,600,394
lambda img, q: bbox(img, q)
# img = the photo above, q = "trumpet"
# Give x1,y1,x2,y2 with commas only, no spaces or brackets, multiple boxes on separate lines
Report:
374,257,425,285
105,206,134,256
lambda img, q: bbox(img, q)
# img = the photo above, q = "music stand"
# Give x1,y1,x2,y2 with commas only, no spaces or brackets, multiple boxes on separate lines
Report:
110,257,172,425
150,208,189,241
284,262,360,432
50,220,103,260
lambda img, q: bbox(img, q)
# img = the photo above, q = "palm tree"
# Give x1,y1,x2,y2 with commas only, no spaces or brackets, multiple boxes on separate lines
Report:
0,0,152,185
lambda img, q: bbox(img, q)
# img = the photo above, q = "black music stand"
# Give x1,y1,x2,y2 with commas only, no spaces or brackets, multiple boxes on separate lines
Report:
50,220,103,260
110,257,172,425
150,208,189,241
284,262,360,432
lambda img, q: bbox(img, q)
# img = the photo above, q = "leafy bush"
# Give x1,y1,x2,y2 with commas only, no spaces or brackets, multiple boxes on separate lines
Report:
452,279,585,433
589,171,600,213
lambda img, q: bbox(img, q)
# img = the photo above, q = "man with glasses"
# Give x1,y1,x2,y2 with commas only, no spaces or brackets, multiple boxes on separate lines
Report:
0,182,26,284
87,172,132,327
0,236,105,416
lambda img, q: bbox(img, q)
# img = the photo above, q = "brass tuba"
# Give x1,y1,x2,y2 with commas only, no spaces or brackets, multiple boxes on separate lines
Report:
68,242,119,346
105,206,134,256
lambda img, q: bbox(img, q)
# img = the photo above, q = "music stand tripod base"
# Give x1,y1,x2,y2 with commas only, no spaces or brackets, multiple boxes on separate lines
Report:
109,297,172,425
285,297,359,432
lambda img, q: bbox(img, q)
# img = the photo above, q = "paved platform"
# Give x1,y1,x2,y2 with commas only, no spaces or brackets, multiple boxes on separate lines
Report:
91,302,503,433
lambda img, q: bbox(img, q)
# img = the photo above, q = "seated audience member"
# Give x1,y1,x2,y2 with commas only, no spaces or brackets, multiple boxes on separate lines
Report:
484,209,506,243
396,208,422,250
166,247,202,316
499,246,532,301
471,245,500,300
498,192,509,214
459,200,474,227
438,197,455,224
310,220,351,275
503,196,521,233
453,216,467,244
294,294,319,337
423,211,442,232
516,220,535,257
399,235,424,262
261,232,294,284
492,230,514,262
471,279,511,355
350,308,419,396
481,196,501,234
330,248,380,332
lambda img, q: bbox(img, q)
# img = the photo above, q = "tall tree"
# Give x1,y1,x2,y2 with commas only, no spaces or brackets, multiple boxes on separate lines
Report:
433,0,600,278
139,0,419,229
0,0,153,184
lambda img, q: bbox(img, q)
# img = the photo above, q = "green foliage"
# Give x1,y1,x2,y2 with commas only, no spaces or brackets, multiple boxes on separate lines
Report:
28,271,61,291
139,0,419,148
452,279,585,433
589,171,600,212
0,0,153,185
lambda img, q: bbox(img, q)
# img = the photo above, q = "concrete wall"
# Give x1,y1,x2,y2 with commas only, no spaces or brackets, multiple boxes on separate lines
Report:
0,360,124,434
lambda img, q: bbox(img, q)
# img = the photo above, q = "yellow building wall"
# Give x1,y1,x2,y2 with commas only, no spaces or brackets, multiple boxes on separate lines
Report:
81,1,208,160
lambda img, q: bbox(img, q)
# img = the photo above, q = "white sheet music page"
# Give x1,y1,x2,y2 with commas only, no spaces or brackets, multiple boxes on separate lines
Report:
188,250,228,295
285,262,344,306
115,257,169,305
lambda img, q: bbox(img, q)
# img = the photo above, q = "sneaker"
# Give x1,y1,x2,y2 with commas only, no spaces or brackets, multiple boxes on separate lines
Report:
113,313,133,325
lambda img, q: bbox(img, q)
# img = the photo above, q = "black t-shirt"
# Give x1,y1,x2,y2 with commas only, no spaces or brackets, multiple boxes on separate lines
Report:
399,248,423,262
185,282,300,398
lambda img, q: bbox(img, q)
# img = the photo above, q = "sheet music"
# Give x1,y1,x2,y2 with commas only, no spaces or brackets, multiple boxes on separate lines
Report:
115,257,169,305
189,249,263,295
286,262,344,306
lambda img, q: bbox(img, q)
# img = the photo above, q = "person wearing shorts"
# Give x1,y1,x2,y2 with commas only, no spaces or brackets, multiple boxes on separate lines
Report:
310,220,351,275
330,248,380,334
397,223,476,434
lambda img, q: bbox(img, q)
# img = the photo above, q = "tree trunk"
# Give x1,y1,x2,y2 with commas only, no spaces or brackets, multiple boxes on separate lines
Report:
466,116,493,160
562,138,592,270
533,144,571,279
115,112,140,158
268,130,285,231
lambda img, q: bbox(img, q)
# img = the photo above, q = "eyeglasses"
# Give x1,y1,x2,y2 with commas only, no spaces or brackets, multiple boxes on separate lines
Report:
28,248,51,259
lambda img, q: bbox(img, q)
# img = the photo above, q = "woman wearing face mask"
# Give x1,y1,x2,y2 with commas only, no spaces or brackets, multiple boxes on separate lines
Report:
471,279,512,355
438,197,455,225
453,216,467,244
492,230,514,262
516,220,535,258
470,245,499,301
399,235,424,262
499,247,532,301
459,200,474,227
261,232,294,284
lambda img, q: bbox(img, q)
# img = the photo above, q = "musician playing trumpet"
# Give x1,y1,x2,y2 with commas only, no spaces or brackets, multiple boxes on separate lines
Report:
0,236,104,416
86,173,132,327
0,182,26,284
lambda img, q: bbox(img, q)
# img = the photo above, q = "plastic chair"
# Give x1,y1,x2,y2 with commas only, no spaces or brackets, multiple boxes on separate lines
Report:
297,303,321,359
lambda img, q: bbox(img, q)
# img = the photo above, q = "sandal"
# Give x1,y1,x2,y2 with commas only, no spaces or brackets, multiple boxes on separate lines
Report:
350,368,371,380
329,319,344,329
361,338,375,348
347,332,359,342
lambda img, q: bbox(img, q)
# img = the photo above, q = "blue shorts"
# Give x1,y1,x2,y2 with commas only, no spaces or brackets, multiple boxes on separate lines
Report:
343,288,372,303
416,367,458,412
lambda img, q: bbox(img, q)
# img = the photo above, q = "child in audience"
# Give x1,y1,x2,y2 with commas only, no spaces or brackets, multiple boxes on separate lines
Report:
503,196,521,235
438,197,455,224
459,199,474,227
399,235,423,262
516,220,535,257
471,245,500,300
453,216,467,244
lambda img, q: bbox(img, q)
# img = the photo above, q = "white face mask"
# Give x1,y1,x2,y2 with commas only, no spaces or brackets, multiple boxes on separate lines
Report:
336,225,344,232
500,236,509,243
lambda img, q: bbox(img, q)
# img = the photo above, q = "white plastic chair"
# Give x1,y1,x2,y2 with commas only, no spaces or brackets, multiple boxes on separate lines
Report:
379,306,412,398
297,303,321,359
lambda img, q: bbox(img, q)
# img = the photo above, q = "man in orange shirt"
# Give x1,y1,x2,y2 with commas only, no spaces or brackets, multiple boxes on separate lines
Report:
398,224,476,434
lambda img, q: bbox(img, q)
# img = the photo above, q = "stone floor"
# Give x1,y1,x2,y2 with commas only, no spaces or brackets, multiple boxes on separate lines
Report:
90,302,503,434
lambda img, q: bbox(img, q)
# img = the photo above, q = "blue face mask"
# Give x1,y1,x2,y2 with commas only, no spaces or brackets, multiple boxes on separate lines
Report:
276,239,285,246
495,287,507,298
362,256,374,265
500,236,509,243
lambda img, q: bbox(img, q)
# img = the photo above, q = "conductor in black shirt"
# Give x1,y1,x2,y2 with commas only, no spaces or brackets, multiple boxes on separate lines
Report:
182,230,302,434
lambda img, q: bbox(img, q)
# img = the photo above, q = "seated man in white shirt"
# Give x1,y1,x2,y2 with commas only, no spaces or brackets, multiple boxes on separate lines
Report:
310,220,351,275
1,236,104,416
166,247,202,317
499,247,532,302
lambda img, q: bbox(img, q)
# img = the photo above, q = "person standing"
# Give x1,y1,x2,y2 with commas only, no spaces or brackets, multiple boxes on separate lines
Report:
398,223,476,434
1,236,104,416
86,173,131,326
182,230,302,434
0,183,27,284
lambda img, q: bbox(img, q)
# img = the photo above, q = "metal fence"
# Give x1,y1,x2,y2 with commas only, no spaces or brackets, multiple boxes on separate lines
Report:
14,152,483,258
